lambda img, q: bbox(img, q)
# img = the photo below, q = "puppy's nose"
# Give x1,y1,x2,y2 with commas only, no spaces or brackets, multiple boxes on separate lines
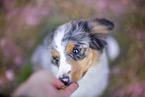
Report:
59,74,70,86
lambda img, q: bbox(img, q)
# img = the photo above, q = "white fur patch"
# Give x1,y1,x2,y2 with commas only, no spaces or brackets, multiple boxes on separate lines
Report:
71,51,109,97
53,25,72,78
107,36,120,60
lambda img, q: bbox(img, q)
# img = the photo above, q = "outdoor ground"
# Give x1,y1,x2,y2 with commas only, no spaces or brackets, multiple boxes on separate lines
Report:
0,0,145,97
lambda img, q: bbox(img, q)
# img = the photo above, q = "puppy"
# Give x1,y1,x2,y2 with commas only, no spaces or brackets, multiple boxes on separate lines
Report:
31,18,119,97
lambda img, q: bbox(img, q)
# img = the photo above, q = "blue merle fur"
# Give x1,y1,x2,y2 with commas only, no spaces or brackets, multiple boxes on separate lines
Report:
62,18,114,51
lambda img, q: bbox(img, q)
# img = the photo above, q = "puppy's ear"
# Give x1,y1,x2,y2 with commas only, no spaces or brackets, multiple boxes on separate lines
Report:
88,18,114,34
88,18,114,50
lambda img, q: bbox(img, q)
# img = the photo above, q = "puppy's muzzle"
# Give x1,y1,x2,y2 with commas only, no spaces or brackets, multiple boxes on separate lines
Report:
59,74,71,86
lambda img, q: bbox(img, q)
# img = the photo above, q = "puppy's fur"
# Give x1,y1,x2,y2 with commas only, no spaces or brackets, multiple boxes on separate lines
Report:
31,18,119,97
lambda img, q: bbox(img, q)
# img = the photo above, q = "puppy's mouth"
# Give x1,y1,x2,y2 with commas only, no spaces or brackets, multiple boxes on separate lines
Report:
59,74,72,86
58,71,87,86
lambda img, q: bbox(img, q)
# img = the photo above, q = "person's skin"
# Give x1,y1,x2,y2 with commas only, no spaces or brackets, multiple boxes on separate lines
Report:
12,70,79,97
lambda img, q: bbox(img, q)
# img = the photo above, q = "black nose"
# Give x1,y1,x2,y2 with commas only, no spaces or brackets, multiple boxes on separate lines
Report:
59,74,70,86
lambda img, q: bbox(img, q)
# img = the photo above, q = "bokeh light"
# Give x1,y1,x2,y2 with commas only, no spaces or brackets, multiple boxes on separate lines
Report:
0,0,145,96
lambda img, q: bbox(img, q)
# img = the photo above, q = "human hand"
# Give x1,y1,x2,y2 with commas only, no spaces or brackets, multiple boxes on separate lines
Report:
12,70,79,97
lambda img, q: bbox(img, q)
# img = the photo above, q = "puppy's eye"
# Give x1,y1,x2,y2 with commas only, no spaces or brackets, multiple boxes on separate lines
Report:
72,48,81,55
69,47,86,61
51,56,59,66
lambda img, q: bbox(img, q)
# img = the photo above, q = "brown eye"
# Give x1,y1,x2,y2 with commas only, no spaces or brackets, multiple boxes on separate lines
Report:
73,49,79,54
72,48,81,55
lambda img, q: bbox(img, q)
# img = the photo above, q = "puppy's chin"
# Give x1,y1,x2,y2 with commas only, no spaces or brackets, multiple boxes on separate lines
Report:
70,72,87,83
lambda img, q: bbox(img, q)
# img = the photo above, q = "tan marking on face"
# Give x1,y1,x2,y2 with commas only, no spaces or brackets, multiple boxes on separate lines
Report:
52,49,59,58
91,21,108,34
66,42,75,54
68,49,100,82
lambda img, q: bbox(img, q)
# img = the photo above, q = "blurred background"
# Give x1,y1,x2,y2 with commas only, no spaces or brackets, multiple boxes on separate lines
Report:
0,0,145,97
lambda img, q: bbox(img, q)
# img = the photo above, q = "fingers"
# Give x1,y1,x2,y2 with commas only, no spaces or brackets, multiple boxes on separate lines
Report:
54,78,65,88
63,83,79,97
33,70,64,89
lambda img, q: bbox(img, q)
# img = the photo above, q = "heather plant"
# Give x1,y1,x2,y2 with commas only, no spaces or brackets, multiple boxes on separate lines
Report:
0,0,145,96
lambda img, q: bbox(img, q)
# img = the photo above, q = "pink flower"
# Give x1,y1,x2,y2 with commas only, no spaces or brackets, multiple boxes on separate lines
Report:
0,38,7,47
5,70,14,81
14,56,23,65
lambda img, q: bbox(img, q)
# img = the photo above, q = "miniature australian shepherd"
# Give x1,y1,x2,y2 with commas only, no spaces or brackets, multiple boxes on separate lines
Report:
31,18,119,97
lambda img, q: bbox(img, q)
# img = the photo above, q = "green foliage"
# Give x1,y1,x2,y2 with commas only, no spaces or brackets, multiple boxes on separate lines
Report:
16,63,33,84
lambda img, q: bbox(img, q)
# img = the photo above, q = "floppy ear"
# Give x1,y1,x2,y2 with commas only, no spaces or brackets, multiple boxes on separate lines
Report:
89,18,114,34
88,18,114,50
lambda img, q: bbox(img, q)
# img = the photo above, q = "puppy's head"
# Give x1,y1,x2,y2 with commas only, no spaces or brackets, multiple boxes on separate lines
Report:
51,18,114,85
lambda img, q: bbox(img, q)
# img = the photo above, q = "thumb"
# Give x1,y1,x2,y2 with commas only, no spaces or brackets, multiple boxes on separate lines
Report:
63,83,79,97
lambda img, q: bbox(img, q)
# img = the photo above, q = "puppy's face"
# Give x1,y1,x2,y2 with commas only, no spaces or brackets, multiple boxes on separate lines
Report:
50,18,114,85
